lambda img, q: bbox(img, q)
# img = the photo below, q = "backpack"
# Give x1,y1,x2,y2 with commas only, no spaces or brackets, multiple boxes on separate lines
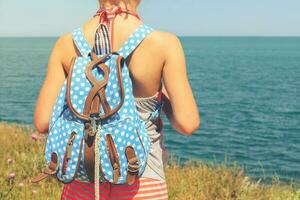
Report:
32,24,163,188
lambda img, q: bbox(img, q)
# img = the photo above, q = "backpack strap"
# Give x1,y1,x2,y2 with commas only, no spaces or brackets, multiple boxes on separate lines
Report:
72,28,93,57
118,24,154,59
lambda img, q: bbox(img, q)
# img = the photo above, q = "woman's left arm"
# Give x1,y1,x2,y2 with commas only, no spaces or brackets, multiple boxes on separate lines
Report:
33,37,67,134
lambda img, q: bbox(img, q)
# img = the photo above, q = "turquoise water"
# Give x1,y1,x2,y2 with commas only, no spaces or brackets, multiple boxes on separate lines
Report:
0,37,299,182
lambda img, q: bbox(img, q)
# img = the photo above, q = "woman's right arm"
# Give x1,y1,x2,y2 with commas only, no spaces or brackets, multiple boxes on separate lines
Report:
161,33,200,135
33,35,71,133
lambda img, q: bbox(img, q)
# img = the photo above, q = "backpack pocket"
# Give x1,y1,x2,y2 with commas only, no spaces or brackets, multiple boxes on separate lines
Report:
98,117,150,184
45,116,85,183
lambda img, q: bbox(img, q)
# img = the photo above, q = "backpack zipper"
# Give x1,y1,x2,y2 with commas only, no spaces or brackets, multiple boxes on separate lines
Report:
105,134,121,183
62,131,77,175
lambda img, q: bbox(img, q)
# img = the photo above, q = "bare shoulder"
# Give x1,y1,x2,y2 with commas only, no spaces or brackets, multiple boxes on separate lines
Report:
56,33,72,46
51,32,77,70
146,31,182,49
53,33,74,54
142,31,184,62
142,30,185,67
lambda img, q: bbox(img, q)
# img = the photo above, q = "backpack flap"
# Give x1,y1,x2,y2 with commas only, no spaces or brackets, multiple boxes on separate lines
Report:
66,54,125,122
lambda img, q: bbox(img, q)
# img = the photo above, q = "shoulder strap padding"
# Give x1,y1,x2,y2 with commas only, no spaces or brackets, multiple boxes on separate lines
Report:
72,28,93,57
118,24,154,59
72,24,154,58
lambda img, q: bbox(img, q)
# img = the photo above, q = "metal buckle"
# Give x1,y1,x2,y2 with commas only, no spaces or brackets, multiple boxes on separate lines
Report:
127,162,140,173
84,116,101,140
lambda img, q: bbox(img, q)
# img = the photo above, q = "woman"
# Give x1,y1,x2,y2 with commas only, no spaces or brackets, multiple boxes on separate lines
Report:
34,0,200,199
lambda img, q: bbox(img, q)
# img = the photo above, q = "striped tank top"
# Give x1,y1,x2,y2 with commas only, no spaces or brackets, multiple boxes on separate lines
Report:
134,90,169,181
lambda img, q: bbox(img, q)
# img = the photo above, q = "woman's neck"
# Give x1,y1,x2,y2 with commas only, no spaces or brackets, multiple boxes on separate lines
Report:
99,0,138,12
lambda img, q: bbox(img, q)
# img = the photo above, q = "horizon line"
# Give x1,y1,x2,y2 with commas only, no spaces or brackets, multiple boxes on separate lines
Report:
1,35,300,38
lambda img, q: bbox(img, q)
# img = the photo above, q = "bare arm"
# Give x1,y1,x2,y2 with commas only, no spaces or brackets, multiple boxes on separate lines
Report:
33,37,67,133
161,34,200,135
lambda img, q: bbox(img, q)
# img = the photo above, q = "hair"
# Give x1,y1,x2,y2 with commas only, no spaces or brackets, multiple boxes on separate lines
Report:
99,0,140,9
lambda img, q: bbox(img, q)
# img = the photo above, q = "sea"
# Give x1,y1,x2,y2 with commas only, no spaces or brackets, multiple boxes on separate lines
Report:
0,36,299,182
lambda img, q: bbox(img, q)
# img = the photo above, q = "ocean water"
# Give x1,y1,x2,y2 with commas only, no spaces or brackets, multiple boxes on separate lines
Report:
0,37,299,182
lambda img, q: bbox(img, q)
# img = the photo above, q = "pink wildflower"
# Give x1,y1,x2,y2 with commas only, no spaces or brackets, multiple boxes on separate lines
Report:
31,134,38,141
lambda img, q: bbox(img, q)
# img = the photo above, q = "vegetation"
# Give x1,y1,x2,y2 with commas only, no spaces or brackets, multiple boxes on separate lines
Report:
1,122,299,200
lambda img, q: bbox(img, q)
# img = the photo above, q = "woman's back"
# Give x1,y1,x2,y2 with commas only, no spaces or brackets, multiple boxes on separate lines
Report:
58,14,169,99
34,2,199,139
33,1,200,199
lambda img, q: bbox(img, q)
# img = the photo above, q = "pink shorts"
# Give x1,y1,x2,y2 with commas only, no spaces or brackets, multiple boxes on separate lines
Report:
61,178,168,200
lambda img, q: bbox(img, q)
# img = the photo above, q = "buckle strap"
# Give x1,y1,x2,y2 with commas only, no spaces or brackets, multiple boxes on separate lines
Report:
62,131,77,175
125,146,139,185
31,153,58,183
84,127,96,182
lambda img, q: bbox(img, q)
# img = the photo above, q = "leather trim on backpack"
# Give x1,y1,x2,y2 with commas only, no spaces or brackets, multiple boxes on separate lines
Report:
84,130,96,182
105,134,121,184
62,131,77,175
83,53,110,117
31,152,58,183
125,146,139,185
66,53,126,121
63,137,85,184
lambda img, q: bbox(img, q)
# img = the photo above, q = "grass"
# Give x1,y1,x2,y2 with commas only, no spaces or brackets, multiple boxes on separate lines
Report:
0,122,300,200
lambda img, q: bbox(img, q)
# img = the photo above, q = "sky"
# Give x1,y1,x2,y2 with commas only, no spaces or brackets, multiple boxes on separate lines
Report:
1,0,300,37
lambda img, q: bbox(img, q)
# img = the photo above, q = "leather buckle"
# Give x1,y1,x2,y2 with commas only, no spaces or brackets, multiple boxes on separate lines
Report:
44,167,57,175
127,162,139,173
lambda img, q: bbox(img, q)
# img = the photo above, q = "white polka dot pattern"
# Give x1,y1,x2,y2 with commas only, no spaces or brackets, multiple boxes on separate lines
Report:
72,28,92,57
44,24,154,184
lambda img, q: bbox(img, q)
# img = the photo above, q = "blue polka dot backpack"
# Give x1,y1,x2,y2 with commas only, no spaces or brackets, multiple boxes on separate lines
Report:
32,19,163,195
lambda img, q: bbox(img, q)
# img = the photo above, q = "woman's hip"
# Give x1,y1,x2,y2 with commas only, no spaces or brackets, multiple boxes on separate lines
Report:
61,177,168,200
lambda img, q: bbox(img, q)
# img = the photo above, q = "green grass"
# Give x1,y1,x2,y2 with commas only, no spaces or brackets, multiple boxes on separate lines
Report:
1,122,299,200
